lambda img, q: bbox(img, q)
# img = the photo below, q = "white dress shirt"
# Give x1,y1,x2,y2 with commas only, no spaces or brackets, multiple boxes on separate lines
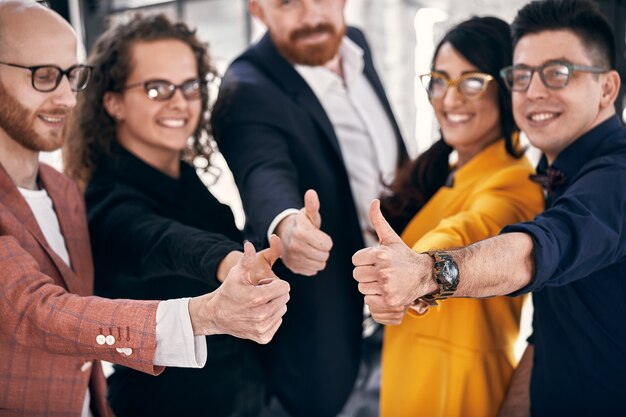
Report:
269,37,399,247
19,186,207,417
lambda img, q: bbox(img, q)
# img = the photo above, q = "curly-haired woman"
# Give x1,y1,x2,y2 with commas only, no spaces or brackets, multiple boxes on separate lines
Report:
64,15,274,417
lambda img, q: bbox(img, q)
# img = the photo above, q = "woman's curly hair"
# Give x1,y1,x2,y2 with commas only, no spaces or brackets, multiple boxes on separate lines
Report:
64,13,217,189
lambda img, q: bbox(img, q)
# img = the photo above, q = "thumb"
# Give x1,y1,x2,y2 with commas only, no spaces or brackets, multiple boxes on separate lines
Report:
369,199,402,245
236,241,257,281
264,234,284,266
303,189,321,228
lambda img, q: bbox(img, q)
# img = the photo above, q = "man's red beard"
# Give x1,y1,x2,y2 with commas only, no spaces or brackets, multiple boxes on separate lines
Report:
272,22,346,66
0,81,68,152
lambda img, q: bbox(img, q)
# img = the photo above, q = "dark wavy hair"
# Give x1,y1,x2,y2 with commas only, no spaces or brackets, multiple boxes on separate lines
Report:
381,16,521,233
512,0,615,69
64,14,217,188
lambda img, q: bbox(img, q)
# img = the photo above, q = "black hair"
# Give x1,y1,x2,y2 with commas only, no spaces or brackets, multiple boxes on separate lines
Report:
381,16,519,233
511,0,616,69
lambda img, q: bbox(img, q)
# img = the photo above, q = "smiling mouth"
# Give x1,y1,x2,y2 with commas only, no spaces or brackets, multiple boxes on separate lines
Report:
528,112,559,122
38,115,64,124
445,113,472,123
157,118,187,128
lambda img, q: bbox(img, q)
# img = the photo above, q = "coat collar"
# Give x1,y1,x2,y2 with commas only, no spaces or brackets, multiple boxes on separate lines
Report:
0,161,90,295
98,143,197,205
248,33,344,161
244,29,407,167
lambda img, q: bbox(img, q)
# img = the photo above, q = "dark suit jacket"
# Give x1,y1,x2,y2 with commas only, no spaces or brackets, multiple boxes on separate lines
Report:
213,27,407,417
0,162,161,417
86,144,265,417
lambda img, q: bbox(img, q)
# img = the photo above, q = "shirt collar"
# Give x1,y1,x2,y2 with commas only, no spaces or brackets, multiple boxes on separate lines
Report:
537,115,623,183
294,36,365,97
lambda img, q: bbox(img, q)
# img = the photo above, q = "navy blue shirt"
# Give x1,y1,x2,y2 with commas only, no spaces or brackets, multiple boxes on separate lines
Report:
502,115,626,417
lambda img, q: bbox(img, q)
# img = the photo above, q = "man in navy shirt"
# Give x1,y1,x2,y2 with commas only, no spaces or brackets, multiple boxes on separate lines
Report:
352,1,626,415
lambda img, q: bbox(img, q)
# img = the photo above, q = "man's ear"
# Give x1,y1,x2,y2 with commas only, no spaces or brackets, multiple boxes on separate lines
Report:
103,91,123,122
248,0,265,25
599,70,621,110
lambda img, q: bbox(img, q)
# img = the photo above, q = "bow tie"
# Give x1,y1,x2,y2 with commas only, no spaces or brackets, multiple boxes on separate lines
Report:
529,168,567,193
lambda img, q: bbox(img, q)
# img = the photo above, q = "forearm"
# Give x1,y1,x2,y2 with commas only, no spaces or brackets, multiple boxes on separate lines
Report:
452,232,535,298
498,344,533,417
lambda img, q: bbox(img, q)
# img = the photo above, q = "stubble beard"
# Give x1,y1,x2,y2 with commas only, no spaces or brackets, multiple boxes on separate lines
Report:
273,22,346,66
0,81,65,152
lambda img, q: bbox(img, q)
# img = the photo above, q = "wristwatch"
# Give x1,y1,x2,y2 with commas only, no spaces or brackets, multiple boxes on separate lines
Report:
419,251,460,305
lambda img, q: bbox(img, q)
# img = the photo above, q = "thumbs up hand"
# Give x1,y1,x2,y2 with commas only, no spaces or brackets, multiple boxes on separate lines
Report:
352,200,437,324
189,242,290,344
275,189,333,276
252,234,283,285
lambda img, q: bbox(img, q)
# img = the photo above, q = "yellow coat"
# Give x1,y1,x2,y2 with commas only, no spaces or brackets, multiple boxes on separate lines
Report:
381,139,544,417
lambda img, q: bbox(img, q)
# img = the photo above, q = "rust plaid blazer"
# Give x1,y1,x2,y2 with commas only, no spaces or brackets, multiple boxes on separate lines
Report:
0,162,164,416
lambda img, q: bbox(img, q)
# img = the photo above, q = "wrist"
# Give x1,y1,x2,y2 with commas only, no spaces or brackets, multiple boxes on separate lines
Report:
216,251,243,282
417,251,459,304
188,292,219,336
275,214,297,239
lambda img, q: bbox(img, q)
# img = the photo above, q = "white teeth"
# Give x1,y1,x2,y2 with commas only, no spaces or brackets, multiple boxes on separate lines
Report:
530,113,556,122
446,113,471,123
158,118,185,128
40,115,63,123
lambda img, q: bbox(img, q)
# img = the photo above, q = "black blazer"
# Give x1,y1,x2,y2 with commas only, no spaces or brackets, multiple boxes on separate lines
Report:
213,27,407,417
86,144,265,417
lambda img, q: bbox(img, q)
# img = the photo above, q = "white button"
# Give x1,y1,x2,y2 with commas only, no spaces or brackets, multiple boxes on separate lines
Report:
105,335,116,346
96,335,106,345
80,361,92,372
116,347,133,356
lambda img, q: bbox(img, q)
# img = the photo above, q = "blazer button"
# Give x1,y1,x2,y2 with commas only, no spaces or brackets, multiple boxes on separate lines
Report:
116,347,133,356
105,335,116,346
96,335,106,345
80,361,92,372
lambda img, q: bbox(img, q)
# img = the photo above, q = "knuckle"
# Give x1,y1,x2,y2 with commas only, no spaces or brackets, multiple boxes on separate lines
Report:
374,250,389,263
251,296,266,306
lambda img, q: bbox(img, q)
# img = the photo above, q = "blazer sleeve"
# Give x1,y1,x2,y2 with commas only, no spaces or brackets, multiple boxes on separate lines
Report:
0,235,163,375
412,165,544,253
89,192,242,291
213,73,304,244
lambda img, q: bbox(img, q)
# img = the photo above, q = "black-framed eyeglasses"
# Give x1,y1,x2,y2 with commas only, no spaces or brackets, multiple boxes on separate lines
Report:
420,71,495,100
500,60,609,92
0,62,92,92
124,78,202,101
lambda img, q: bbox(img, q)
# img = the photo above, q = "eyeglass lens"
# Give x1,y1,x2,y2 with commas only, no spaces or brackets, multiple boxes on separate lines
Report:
425,74,489,99
33,65,91,92
504,63,570,91
144,80,201,101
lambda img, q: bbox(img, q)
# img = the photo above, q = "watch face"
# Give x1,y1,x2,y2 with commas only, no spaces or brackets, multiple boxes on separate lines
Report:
442,261,459,285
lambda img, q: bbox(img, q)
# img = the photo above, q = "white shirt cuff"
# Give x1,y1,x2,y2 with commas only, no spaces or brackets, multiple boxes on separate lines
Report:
267,208,300,242
154,298,207,368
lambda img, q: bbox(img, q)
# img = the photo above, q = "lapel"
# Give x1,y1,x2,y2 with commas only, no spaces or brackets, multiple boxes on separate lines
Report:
39,164,92,296
355,29,408,166
248,31,408,168
248,34,345,162
0,162,90,295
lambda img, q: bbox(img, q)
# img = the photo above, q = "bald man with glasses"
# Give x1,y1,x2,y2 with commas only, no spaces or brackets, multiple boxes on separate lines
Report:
354,1,626,416
0,2,289,416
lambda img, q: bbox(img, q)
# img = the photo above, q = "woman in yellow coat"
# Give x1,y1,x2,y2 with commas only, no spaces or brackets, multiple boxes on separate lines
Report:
378,17,544,417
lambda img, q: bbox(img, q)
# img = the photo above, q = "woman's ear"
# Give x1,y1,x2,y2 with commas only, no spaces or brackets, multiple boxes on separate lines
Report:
103,91,124,122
